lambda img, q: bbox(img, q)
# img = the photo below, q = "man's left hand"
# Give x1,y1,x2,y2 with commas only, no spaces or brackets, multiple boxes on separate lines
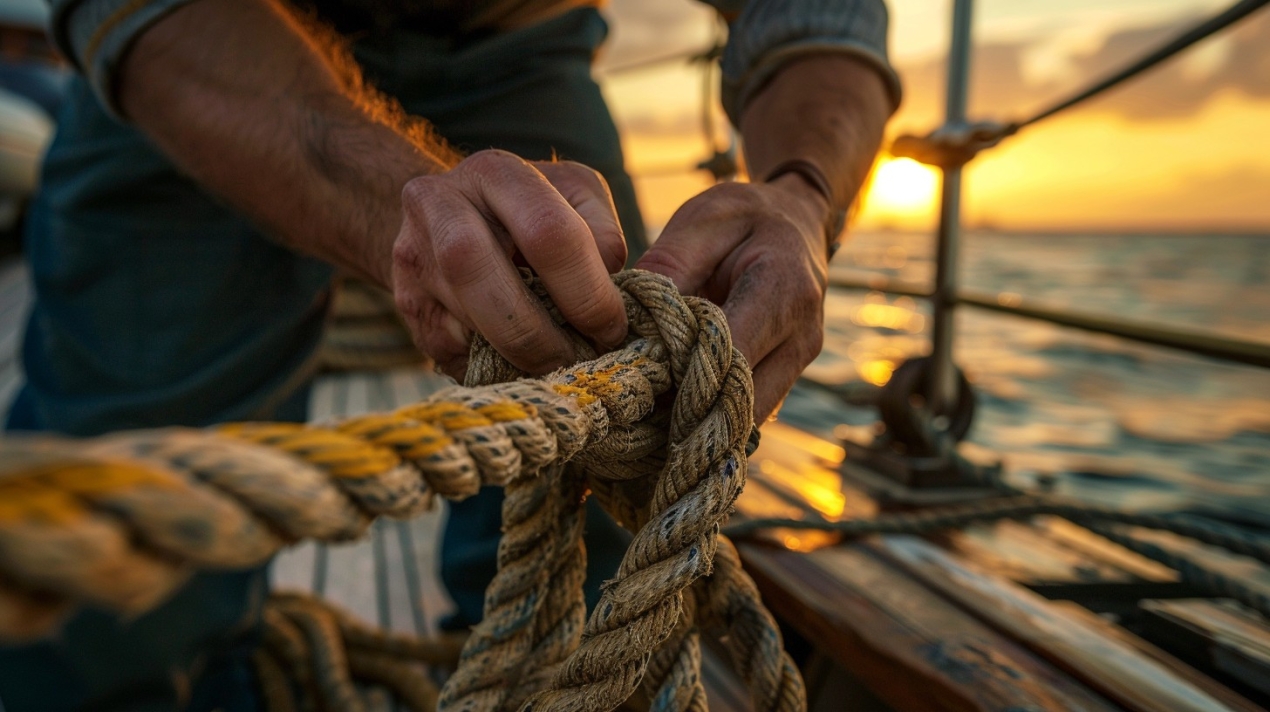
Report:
636,174,831,421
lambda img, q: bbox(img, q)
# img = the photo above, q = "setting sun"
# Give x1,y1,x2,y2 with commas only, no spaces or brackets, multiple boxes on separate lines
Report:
862,157,940,226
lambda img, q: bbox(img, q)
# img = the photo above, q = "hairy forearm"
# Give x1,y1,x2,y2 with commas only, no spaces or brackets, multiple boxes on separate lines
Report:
117,0,459,287
739,54,890,216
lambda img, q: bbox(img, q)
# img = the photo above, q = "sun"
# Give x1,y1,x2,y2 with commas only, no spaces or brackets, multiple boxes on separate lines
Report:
860,157,940,225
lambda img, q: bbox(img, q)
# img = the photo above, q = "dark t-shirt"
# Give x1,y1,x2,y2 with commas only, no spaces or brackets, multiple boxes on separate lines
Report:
299,0,599,36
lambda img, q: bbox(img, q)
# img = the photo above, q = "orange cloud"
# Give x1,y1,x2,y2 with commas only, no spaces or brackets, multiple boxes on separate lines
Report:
601,2,1270,233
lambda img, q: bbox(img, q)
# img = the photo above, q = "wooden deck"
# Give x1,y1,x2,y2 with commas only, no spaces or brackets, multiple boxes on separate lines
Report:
735,422,1270,711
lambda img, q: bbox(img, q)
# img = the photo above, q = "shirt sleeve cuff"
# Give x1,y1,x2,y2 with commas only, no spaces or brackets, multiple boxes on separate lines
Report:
718,0,903,126
50,0,203,118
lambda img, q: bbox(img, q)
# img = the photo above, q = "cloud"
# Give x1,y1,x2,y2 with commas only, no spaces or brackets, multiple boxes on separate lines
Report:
891,9,1270,129
618,111,701,137
597,0,716,71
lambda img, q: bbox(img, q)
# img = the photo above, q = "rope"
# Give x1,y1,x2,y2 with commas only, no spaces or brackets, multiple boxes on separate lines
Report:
723,496,1270,618
255,593,464,712
0,270,803,712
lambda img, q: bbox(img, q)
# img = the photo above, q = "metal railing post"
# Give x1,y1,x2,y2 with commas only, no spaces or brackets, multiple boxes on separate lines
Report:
929,0,976,415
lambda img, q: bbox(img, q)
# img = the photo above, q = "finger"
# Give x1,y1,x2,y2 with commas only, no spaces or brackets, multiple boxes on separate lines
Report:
420,187,576,375
536,161,627,273
409,305,470,382
719,260,794,368
462,151,627,349
635,184,750,297
749,341,809,423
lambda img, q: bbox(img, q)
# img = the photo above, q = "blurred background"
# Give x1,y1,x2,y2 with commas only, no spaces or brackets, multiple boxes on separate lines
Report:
592,0,1270,523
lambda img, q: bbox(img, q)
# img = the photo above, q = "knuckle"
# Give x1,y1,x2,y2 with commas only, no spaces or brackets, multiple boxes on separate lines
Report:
705,180,749,200
520,209,583,259
565,161,606,187
801,327,825,362
464,148,511,169
793,276,823,309
401,175,434,203
391,237,426,274
704,181,752,208
430,230,479,270
462,149,523,183
673,182,754,225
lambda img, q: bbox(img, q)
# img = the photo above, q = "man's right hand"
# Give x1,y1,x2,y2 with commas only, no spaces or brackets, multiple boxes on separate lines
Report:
391,150,629,381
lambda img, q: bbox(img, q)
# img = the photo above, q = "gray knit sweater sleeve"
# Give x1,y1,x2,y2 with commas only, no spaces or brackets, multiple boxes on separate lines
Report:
48,0,203,114
700,0,902,124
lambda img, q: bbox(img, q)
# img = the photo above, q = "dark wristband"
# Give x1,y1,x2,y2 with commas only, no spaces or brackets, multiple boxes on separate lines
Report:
762,159,848,259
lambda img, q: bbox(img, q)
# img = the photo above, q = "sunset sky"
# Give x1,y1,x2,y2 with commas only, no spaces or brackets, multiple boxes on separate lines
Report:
596,0,1270,232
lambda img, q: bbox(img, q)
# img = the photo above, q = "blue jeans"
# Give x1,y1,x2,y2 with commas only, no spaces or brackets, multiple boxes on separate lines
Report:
2,8,640,710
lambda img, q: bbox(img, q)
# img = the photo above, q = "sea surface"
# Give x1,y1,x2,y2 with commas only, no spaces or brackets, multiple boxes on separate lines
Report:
779,231,1270,526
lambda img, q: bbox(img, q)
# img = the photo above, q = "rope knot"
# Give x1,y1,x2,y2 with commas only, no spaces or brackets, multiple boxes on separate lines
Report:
440,271,802,712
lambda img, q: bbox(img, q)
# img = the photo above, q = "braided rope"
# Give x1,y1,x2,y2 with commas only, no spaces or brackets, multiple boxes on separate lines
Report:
0,271,803,712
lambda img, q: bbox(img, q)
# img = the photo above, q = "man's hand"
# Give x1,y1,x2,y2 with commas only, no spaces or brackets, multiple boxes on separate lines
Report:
392,150,628,381
118,0,628,383
639,54,892,421
637,176,830,421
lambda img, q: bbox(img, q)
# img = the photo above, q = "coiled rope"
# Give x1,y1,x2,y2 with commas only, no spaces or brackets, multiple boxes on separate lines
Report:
0,270,804,712
255,592,466,712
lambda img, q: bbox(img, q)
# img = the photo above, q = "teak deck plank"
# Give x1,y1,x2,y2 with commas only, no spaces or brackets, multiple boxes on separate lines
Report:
1142,599,1270,698
738,541,1119,711
939,518,1155,585
1055,599,1266,711
874,535,1260,712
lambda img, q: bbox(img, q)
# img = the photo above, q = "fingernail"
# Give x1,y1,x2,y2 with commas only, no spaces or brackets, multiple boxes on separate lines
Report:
443,317,468,348
599,321,628,351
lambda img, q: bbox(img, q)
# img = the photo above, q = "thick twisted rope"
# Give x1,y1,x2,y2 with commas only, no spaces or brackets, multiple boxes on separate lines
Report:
0,270,803,712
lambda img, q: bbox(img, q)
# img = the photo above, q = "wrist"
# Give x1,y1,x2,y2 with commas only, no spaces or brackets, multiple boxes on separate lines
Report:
763,160,846,259
311,111,450,290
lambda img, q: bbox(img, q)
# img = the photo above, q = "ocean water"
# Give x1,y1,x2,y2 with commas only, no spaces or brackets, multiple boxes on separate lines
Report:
779,231,1270,526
